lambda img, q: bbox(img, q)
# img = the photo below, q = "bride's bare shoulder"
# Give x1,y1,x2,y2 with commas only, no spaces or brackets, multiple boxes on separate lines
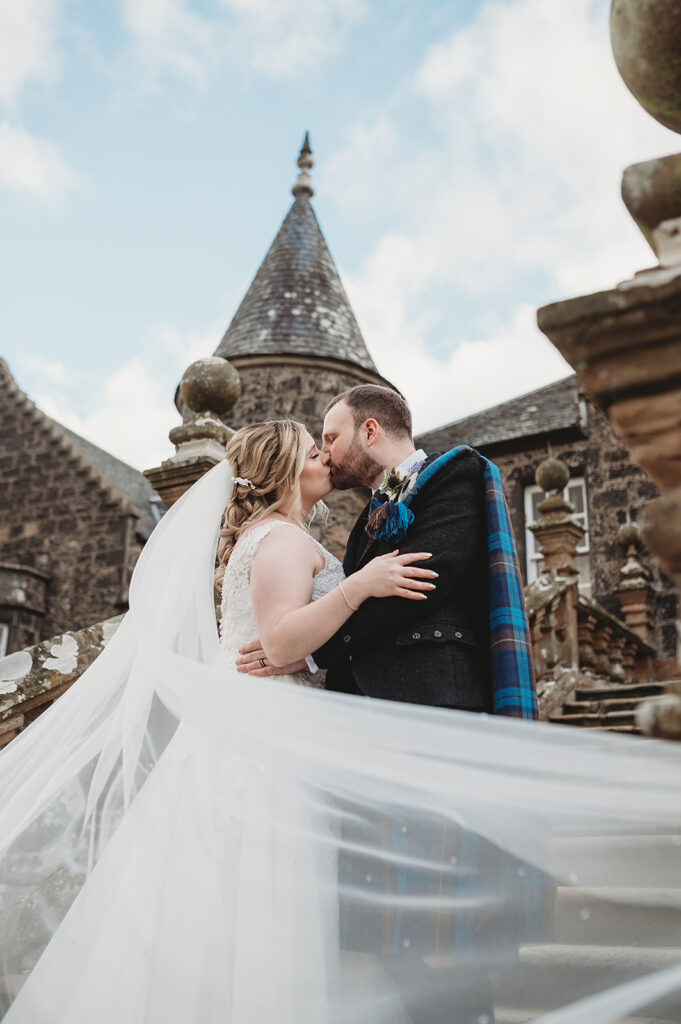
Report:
245,520,323,574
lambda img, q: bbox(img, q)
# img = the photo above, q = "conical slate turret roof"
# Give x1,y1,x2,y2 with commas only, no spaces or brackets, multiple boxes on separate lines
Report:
214,136,379,374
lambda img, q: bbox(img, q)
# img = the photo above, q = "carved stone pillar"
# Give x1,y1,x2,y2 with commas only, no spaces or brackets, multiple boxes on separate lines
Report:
622,639,638,685
144,357,240,508
615,523,654,642
528,457,583,671
528,458,586,578
609,634,627,685
592,625,612,681
577,612,598,678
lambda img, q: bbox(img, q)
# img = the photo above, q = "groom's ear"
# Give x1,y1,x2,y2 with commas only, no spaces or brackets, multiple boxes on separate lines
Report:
364,418,380,446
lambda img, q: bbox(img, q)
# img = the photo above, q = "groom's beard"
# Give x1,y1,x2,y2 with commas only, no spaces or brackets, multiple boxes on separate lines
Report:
329,437,383,490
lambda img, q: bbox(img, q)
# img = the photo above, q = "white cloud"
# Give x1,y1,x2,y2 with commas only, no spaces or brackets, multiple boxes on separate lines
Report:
410,0,676,293
219,0,367,77
344,243,572,432
0,0,62,105
122,0,366,86
0,2,82,206
32,321,225,471
0,121,82,205
121,0,217,88
325,0,678,431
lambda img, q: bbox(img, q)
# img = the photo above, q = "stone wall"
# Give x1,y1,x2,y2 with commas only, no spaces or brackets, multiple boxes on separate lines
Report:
0,374,144,653
420,397,677,661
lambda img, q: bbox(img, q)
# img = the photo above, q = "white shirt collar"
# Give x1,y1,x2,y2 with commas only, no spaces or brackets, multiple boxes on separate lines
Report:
396,448,427,476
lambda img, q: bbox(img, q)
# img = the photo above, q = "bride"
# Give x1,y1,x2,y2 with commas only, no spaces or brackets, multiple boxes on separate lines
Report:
1,419,681,1024
216,418,436,687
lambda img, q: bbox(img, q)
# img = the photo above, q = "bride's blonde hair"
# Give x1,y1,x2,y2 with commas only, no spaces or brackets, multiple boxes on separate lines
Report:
215,419,309,587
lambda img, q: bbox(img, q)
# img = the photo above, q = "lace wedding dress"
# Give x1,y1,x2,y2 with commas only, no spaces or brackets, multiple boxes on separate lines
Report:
1,461,681,1024
219,520,344,688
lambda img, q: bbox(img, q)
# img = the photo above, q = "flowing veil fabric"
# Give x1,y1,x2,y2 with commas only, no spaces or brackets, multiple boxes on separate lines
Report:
1,460,681,1023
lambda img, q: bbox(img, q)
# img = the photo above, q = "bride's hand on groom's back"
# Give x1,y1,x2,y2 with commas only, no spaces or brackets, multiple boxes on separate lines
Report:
353,550,438,602
236,640,308,677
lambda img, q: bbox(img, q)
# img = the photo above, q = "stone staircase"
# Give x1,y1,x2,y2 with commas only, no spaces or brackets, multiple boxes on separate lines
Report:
548,681,671,735
493,830,681,1023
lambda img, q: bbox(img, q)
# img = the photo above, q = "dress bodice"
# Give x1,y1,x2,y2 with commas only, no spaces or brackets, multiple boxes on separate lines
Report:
219,521,345,688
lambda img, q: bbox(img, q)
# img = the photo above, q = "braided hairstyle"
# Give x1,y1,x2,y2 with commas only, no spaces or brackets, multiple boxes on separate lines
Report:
215,420,308,588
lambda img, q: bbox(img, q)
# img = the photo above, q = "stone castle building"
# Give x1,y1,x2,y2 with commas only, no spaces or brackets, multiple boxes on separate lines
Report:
1,134,678,745
0,358,160,656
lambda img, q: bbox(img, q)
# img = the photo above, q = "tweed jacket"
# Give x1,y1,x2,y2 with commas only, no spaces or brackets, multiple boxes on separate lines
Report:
314,450,493,710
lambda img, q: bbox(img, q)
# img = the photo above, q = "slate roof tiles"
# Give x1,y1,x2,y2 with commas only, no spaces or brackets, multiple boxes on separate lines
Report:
416,375,582,452
214,196,378,374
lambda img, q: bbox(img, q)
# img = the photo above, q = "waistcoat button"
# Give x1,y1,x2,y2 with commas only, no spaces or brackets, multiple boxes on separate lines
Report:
343,635,351,644
412,632,421,640
433,630,442,639
455,631,463,639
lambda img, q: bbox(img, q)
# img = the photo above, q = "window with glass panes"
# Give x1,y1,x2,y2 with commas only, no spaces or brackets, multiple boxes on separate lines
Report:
524,477,591,596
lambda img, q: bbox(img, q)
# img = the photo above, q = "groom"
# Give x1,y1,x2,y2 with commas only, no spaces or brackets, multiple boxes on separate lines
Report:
315,385,543,1024
312,384,494,709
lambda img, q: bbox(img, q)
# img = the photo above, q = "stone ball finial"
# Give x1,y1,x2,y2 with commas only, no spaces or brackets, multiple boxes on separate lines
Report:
179,357,241,416
536,457,570,495
616,521,642,552
610,0,681,135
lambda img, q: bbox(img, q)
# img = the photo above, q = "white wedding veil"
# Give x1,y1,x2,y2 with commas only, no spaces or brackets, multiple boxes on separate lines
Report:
1,459,680,1024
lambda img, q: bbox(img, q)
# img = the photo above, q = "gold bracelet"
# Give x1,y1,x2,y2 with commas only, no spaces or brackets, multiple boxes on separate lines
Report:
339,580,358,612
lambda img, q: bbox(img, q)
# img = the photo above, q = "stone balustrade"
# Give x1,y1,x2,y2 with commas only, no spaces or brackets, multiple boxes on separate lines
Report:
525,455,656,722
0,615,123,747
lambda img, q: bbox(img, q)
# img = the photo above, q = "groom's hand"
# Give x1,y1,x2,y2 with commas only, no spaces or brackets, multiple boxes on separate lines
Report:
236,639,308,677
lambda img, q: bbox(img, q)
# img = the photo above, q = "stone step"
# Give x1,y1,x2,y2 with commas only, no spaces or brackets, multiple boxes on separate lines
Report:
491,944,681,1020
590,724,641,733
574,682,666,702
555,887,681,947
562,696,645,714
549,709,637,728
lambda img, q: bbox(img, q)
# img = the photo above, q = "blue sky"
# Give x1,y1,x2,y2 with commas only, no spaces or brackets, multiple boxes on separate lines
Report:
1,0,677,469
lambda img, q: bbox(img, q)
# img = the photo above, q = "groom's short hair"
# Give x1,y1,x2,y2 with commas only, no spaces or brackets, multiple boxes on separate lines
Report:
326,385,412,439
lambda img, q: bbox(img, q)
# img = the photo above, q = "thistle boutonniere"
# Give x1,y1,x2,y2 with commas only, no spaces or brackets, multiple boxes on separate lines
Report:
380,466,419,502
365,460,426,543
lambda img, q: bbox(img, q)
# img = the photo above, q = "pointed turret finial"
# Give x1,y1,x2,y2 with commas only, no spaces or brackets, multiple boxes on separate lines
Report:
292,132,314,199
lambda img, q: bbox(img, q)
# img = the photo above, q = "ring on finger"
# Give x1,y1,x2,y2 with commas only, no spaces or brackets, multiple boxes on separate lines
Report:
259,658,267,668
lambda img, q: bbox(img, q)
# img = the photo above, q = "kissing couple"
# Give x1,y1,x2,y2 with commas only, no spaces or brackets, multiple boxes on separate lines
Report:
231,382,537,719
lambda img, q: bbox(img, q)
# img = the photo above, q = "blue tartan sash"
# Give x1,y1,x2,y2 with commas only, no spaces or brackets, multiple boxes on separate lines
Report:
405,446,538,720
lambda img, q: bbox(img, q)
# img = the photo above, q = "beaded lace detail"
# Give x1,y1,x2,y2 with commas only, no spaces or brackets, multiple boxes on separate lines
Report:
219,521,344,688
